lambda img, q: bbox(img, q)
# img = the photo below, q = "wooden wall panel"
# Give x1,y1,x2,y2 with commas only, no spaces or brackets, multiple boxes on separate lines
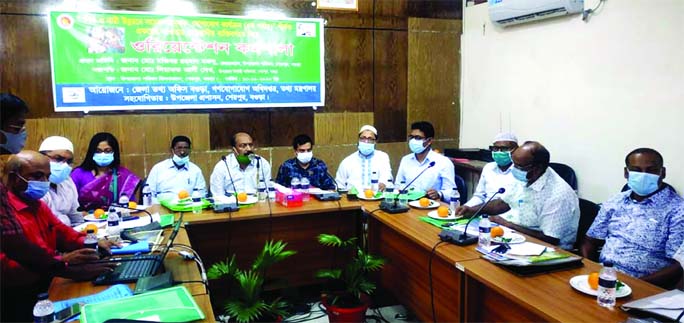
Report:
324,28,373,113
314,112,373,146
209,112,270,150
269,109,314,147
407,18,461,141
408,0,462,19
373,30,408,143
374,0,408,29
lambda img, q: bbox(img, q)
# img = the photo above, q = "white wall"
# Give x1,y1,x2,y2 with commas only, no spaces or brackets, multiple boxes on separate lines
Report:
460,0,684,203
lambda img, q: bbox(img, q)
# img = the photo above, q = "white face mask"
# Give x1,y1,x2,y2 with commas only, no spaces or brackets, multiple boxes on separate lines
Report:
296,151,313,164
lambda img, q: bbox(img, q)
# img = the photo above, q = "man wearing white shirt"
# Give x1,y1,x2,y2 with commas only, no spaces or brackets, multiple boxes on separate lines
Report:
147,136,206,203
39,136,83,226
336,125,392,192
210,132,271,197
395,121,456,201
463,132,519,207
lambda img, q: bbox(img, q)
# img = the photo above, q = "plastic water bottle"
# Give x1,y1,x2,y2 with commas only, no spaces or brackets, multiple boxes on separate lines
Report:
384,179,395,203
32,292,54,323
449,188,460,214
142,183,152,206
191,188,203,214
290,177,300,190
257,179,267,202
597,261,617,307
84,229,98,251
300,177,310,201
268,180,276,202
370,171,379,192
398,189,409,207
478,214,491,249
107,206,121,236
118,193,130,219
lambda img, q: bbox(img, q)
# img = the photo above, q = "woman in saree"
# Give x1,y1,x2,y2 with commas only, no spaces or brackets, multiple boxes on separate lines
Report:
71,132,140,210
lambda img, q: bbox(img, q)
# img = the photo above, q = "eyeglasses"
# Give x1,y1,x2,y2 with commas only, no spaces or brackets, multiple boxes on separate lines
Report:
489,145,516,152
95,148,113,154
45,154,74,165
359,137,376,143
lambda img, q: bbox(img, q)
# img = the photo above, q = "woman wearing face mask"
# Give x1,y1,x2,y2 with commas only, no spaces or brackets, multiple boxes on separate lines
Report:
71,132,140,210
39,136,84,226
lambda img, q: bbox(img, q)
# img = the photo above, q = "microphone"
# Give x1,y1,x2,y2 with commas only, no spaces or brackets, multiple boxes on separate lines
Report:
379,161,436,214
221,155,238,195
314,171,341,201
439,187,506,245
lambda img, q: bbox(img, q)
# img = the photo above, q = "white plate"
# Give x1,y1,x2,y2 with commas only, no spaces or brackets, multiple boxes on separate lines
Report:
84,214,107,222
427,210,462,221
238,195,259,205
569,275,632,298
356,193,384,201
408,199,440,209
491,232,526,244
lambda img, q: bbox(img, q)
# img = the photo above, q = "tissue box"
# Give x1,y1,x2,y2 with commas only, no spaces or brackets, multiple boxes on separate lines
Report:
276,189,303,208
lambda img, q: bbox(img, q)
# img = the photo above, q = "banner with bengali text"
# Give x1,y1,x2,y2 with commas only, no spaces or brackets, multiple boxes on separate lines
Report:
48,10,325,112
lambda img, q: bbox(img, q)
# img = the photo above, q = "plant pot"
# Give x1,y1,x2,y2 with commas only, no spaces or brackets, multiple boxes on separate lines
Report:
321,294,370,323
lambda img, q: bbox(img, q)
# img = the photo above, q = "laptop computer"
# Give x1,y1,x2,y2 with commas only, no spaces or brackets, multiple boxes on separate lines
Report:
93,213,184,285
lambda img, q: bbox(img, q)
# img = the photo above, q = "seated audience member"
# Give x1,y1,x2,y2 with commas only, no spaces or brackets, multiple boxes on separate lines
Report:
147,135,206,203
1,151,117,321
463,132,519,207
39,136,83,226
456,141,579,249
336,125,392,192
71,132,140,210
395,121,456,201
276,134,335,190
210,132,271,197
582,148,684,288
0,93,28,174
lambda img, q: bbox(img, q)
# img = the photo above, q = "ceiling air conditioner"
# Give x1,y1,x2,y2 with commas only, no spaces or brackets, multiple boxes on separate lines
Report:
489,0,584,27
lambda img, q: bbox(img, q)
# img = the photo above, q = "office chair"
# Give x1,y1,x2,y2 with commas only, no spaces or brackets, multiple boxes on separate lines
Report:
549,162,577,191
454,174,467,205
572,198,600,257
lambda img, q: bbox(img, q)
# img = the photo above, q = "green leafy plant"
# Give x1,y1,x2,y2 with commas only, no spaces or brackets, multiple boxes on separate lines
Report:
315,234,385,307
207,240,296,323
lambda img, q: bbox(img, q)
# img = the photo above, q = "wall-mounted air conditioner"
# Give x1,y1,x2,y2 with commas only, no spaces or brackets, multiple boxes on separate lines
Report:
489,0,584,27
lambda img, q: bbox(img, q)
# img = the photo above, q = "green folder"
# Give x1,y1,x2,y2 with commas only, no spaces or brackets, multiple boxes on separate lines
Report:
159,198,212,212
81,285,204,322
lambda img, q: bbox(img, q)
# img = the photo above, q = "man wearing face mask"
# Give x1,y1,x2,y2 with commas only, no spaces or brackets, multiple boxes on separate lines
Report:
39,136,83,226
462,132,519,208
1,151,118,321
210,132,271,197
147,136,206,203
0,93,29,176
276,134,335,190
395,121,456,201
455,141,579,249
336,125,392,192
581,148,684,288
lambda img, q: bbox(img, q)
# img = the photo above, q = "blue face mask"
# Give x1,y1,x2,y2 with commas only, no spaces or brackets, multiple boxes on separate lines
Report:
49,161,72,184
0,129,27,154
16,174,50,200
409,138,427,154
93,152,114,167
172,154,189,166
358,142,375,156
627,171,661,196
511,166,528,183
492,151,513,167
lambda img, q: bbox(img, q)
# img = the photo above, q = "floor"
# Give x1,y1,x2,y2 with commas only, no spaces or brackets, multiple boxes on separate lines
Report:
282,303,417,323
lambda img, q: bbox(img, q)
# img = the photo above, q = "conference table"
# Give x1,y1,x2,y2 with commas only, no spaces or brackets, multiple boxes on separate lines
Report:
364,200,666,322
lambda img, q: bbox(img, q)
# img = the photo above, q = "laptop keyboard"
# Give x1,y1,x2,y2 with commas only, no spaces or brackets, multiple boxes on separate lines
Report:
94,255,162,285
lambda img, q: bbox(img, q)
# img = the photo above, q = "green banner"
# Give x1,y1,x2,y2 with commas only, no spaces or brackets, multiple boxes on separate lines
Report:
48,10,325,111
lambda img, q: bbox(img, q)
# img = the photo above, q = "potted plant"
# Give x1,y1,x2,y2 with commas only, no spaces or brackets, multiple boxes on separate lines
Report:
207,240,296,323
316,234,385,323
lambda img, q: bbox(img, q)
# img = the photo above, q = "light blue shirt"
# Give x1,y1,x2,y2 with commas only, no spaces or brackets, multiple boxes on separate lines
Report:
395,149,456,202
147,158,206,203
210,154,272,197
464,162,517,207
587,187,684,278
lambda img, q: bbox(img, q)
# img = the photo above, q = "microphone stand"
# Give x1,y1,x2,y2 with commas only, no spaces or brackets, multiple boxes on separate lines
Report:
314,171,342,201
439,188,506,245
215,155,240,213
379,161,436,214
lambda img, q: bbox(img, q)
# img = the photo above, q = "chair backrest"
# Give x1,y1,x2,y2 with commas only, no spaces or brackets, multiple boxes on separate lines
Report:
573,198,600,251
549,162,577,191
454,174,467,205
135,176,147,202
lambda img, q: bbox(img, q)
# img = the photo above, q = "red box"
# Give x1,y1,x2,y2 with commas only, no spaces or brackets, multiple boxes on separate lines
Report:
275,189,303,207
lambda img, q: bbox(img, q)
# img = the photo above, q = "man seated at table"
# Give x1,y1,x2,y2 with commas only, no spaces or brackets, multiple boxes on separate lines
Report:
147,135,206,203
395,121,456,201
1,151,117,321
336,125,392,192
463,132,519,207
276,134,335,190
456,141,579,250
38,136,83,226
210,131,271,197
582,148,684,289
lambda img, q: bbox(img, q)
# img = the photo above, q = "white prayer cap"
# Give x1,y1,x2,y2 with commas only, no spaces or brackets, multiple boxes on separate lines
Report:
39,136,74,153
358,125,377,136
493,132,518,143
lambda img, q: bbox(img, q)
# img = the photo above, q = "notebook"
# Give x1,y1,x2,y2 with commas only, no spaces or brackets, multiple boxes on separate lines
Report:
93,213,183,285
